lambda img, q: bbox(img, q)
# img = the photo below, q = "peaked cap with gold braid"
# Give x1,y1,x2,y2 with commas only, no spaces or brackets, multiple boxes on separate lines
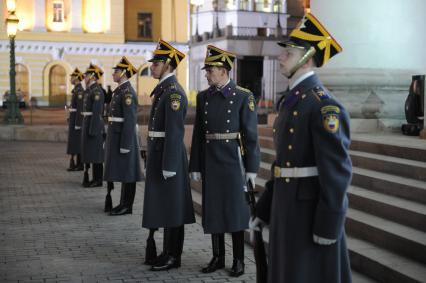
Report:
70,68,84,81
85,63,104,80
148,39,185,68
278,13,342,67
113,56,138,78
202,45,236,70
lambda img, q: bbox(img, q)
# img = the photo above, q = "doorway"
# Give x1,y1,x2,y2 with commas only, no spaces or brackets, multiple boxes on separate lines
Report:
49,64,67,107
237,56,263,102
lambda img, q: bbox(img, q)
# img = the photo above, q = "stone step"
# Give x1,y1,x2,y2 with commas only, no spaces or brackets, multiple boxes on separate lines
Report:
346,209,426,264
349,186,426,232
189,188,415,283
259,135,274,150
252,171,426,234
352,167,426,205
348,236,426,283
257,126,426,163
350,136,426,163
260,147,426,182
257,155,426,206
350,150,426,182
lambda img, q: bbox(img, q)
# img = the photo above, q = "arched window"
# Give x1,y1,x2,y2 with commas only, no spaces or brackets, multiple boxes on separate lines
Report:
15,64,30,103
49,65,67,106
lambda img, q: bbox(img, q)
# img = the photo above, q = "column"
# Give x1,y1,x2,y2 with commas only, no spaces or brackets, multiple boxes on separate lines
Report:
33,0,46,32
247,0,254,11
71,0,82,32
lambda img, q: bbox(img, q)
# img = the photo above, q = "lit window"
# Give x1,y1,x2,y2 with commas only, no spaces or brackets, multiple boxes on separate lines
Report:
137,13,152,39
53,1,64,23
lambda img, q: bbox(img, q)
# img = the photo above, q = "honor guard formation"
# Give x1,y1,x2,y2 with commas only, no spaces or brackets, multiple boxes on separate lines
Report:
65,13,353,282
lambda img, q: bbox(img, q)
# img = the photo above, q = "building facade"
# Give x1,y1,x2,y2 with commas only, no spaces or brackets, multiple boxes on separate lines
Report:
188,0,308,106
0,0,189,106
189,0,426,131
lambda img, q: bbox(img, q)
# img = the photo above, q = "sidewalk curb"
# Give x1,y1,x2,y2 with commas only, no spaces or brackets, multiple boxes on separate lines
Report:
0,125,68,142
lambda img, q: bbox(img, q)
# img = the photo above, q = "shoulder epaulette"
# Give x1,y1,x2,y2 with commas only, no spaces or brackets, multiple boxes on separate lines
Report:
312,86,330,101
236,85,251,93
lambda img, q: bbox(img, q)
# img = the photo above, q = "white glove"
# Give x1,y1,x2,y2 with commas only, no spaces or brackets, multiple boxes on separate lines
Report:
249,217,264,243
163,170,176,179
245,172,257,188
74,126,81,130
120,148,130,154
313,234,336,245
190,172,201,181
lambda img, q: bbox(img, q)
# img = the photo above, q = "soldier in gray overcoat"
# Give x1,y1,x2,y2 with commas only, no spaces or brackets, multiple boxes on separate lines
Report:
189,45,260,277
66,68,84,171
252,13,352,283
104,57,142,216
142,39,195,271
80,64,105,188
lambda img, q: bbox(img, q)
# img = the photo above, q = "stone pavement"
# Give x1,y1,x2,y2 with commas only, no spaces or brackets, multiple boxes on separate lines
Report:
0,141,257,283
0,140,377,283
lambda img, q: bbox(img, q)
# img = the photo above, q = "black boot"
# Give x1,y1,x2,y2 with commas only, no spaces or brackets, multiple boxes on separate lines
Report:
104,182,114,213
110,183,133,215
89,163,103,187
151,226,182,271
67,155,76,171
74,154,84,171
144,228,158,265
111,183,125,213
201,233,225,273
229,231,245,277
82,163,90,187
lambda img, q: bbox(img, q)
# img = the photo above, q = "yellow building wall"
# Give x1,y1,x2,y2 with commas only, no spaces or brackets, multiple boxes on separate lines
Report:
161,0,188,43
0,0,189,105
124,0,162,42
0,0,125,43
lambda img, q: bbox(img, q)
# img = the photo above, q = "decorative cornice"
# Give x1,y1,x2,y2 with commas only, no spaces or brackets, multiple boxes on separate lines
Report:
0,40,189,58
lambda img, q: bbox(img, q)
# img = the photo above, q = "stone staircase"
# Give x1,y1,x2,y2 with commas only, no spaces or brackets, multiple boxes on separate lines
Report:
189,126,426,283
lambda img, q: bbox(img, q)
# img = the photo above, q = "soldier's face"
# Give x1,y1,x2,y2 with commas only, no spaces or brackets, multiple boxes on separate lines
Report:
112,69,123,83
278,47,304,78
205,67,226,86
84,75,91,85
150,61,165,79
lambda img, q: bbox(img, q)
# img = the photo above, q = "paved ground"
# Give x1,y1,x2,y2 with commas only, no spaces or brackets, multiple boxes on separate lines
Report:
0,141,257,283
0,140,377,283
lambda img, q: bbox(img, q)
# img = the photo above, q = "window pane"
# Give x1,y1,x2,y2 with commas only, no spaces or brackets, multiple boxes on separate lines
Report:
137,13,152,38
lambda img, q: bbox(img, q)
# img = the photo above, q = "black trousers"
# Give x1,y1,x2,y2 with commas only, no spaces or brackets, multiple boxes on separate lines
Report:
211,231,244,260
163,225,185,258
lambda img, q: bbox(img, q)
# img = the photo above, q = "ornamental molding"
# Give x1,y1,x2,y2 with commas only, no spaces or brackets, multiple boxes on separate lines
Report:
0,40,189,59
